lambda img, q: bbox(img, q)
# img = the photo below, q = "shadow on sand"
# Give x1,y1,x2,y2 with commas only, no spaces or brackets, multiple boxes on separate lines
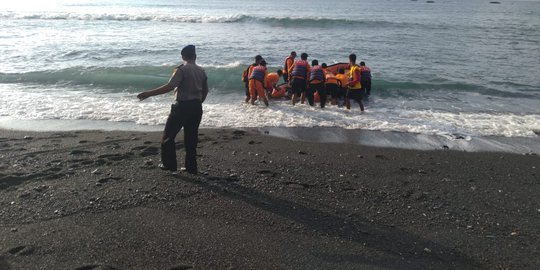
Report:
177,174,483,270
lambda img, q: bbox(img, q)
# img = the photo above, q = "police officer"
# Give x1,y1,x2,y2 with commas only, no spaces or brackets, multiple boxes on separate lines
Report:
137,45,208,174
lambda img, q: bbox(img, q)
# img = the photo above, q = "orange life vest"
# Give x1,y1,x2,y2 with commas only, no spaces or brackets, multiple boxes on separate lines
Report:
283,56,295,74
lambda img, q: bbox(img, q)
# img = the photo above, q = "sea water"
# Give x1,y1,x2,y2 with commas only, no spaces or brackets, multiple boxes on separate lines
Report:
1,0,539,149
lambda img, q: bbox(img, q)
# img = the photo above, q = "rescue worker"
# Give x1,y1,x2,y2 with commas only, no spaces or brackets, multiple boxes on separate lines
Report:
282,51,296,83
308,60,326,108
289,52,310,106
242,55,263,102
266,69,283,96
335,68,349,106
248,60,269,106
359,61,372,98
322,63,341,106
345,54,364,111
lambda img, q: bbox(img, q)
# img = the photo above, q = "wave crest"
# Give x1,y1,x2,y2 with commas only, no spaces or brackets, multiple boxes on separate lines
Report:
0,12,249,23
0,12,401,28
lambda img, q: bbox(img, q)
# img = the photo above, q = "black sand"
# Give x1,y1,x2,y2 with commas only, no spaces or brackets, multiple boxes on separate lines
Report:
0,128,539,270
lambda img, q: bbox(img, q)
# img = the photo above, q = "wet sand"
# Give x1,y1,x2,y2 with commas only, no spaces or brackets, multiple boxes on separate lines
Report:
0,128,539,270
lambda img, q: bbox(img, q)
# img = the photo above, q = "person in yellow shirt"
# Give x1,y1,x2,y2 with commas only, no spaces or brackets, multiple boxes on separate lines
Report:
346,53,364,111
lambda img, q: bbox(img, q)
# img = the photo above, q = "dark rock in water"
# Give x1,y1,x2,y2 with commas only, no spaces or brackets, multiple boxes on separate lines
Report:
489,1,501,4
443,145,449,149
426,0,434,2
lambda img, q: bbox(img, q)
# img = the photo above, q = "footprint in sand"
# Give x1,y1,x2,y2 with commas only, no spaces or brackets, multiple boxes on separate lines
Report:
97,153,133,161
0,256,11,270
169,265,193,270
74,265,120,270
70,150,94,155
7,245,35,256
232,130,246,136
140,147,159,157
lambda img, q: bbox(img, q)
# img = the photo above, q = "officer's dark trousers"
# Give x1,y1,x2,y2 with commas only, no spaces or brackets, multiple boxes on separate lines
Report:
161,100,203,172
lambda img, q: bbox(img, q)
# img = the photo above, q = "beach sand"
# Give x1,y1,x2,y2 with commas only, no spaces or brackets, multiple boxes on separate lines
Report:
0,128,538,270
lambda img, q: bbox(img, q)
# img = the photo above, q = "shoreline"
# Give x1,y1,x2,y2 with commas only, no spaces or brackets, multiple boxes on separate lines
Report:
1,128,539,269
1,117,539,155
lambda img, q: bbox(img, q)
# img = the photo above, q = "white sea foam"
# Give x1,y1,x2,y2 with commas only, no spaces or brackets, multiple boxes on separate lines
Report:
203,61,243,69
0,12,248,23
1,84,539,139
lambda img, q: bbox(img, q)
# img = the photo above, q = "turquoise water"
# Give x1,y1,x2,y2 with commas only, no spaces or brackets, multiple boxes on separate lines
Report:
1,0,539,139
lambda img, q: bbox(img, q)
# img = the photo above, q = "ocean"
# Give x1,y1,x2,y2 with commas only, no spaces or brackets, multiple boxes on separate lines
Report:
1,0,539,151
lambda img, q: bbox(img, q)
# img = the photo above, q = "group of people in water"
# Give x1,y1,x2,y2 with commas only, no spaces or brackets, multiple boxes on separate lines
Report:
242,51,372,111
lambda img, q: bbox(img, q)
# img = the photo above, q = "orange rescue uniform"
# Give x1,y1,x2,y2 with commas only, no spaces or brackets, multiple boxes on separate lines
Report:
265,72,280,93
248,65,268,99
